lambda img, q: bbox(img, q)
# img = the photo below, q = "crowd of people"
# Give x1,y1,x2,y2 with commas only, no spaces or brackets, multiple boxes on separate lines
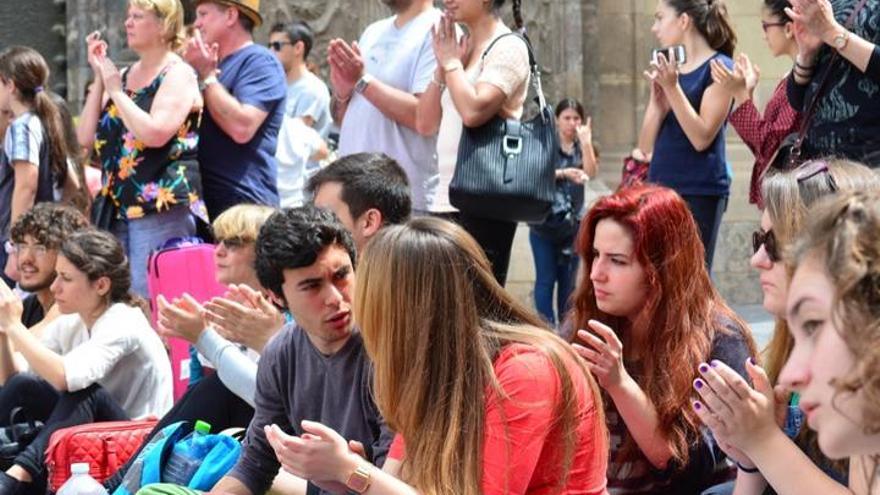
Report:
0,0,878,494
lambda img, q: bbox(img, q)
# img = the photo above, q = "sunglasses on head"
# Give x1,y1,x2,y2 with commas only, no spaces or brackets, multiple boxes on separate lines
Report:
752,229,780,263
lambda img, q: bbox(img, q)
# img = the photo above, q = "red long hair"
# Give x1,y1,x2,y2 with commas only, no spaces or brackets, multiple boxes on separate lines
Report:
569,185,752,464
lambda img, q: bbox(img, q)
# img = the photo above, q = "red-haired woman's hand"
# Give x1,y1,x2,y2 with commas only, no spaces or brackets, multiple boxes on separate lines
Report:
692,358,779,455
572,320,630,393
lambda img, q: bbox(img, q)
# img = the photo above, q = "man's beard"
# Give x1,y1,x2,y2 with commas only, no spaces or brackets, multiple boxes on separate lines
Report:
19,271,54,293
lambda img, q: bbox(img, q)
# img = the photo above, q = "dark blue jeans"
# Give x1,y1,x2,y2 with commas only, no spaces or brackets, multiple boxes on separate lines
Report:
528,230,578,326
682,195,728,272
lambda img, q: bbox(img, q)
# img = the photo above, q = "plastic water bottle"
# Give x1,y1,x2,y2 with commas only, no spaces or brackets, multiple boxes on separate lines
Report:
161,420,212,485
57,463,108,495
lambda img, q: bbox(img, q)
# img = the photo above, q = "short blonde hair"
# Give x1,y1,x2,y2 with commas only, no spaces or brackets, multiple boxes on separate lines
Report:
212,204,275,242
130,0,186,51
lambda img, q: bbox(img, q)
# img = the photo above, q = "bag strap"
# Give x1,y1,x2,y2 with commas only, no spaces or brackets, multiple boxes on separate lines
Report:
479,31,549,114
791,0,869,163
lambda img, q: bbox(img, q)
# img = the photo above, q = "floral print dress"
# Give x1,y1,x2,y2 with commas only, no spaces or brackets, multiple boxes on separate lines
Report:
94,64,208,223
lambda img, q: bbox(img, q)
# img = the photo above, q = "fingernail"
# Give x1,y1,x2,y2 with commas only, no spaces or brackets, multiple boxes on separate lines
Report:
698,363,709,374
693,401,702,410
711,360,720,368
694,378,704,390
748,357,756,366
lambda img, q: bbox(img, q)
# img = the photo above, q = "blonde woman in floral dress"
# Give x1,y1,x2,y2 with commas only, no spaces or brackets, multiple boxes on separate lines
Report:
77,0,207,297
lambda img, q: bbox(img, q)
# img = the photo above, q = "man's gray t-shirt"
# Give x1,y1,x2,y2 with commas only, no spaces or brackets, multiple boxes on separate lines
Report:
228,324,393,495
286,71,332,140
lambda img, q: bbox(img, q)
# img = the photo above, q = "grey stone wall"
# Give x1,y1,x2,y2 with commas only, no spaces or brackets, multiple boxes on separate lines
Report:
10,0,770,305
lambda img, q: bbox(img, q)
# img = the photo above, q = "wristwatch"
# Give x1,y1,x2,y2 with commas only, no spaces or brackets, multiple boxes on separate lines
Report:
354,73,374,94
345,464,372,493
199,73,219,92
833,31,850,51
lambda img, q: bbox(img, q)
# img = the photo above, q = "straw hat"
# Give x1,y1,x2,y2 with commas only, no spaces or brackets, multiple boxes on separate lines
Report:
199,0,263,27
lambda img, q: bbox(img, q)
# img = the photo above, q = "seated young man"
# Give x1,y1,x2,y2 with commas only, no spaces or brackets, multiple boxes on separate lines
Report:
307,152,411,253
0,203,89,386
210,206,393,495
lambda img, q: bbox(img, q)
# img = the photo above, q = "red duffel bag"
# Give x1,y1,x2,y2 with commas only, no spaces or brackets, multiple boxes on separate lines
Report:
45,419,157,492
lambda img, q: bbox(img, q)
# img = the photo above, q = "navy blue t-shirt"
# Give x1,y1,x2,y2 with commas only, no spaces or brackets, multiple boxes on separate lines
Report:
199,44,286,219
649,54,732,197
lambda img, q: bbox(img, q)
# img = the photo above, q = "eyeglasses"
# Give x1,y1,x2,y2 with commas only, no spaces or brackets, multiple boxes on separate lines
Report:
12,242,50,257
267,41,293,51
217,237,251,250
761,20,788,32
752,229,780,263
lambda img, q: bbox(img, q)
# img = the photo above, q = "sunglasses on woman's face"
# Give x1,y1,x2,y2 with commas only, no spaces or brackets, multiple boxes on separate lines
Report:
752,229,780,263
218,237,250,250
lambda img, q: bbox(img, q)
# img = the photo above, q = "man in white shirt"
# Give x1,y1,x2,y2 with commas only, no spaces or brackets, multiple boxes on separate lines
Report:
331,0,440,213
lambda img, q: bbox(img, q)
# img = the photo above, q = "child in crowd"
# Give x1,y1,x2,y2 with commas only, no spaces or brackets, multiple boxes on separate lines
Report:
569,185,756,493
0,46,79,229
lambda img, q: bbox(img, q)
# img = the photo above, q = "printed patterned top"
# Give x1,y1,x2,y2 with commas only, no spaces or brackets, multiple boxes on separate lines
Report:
729,77,801,208
95,65,207,222
786,0,880,166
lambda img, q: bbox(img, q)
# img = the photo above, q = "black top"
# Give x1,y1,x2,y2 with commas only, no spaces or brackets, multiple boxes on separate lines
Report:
20,294,45,329
786,0,880,166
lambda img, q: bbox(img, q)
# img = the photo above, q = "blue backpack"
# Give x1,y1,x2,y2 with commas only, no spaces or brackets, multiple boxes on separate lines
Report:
112,421,241,495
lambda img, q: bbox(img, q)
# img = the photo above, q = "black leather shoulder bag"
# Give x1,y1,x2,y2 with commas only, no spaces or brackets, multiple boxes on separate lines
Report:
449,32,559,223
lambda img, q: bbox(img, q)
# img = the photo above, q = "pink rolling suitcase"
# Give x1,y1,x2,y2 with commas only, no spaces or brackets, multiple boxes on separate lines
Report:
147,237,227,401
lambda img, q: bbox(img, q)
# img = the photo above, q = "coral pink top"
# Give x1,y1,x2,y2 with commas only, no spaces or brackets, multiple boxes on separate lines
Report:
389,344,609,495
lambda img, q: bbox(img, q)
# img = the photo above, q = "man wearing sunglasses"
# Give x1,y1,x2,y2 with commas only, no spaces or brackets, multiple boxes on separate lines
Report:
268,21,331,207
269,22,332,144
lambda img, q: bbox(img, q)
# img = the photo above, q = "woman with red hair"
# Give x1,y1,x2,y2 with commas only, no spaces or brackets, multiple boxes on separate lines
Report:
569,184,756,493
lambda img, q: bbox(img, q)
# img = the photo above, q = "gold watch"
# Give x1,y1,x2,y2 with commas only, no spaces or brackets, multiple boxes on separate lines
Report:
833,31,850,51
345,464,372,493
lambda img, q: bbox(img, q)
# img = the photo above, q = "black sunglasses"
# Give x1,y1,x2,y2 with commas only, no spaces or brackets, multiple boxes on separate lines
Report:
218,237,251,249
267,41,293,51
752,229,780,263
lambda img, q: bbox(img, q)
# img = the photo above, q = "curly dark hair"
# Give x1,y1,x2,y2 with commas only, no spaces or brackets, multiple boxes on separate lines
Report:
10,202,89,248
255,206,357,306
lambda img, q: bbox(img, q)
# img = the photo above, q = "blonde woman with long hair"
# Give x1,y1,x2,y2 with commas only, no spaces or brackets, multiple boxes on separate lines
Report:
262,218,609,495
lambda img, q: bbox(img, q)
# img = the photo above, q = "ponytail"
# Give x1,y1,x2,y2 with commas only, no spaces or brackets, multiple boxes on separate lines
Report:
704,0,736,57
666,0,737,57
33,90,71,190
491,0,525,34
0,47,72,191
512,0,524,33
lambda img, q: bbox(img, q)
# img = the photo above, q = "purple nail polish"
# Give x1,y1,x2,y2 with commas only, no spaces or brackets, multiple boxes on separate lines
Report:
694,379,704,389
699,364,709,374
711,360,720,368
748,357,756,366
694,401,702,410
